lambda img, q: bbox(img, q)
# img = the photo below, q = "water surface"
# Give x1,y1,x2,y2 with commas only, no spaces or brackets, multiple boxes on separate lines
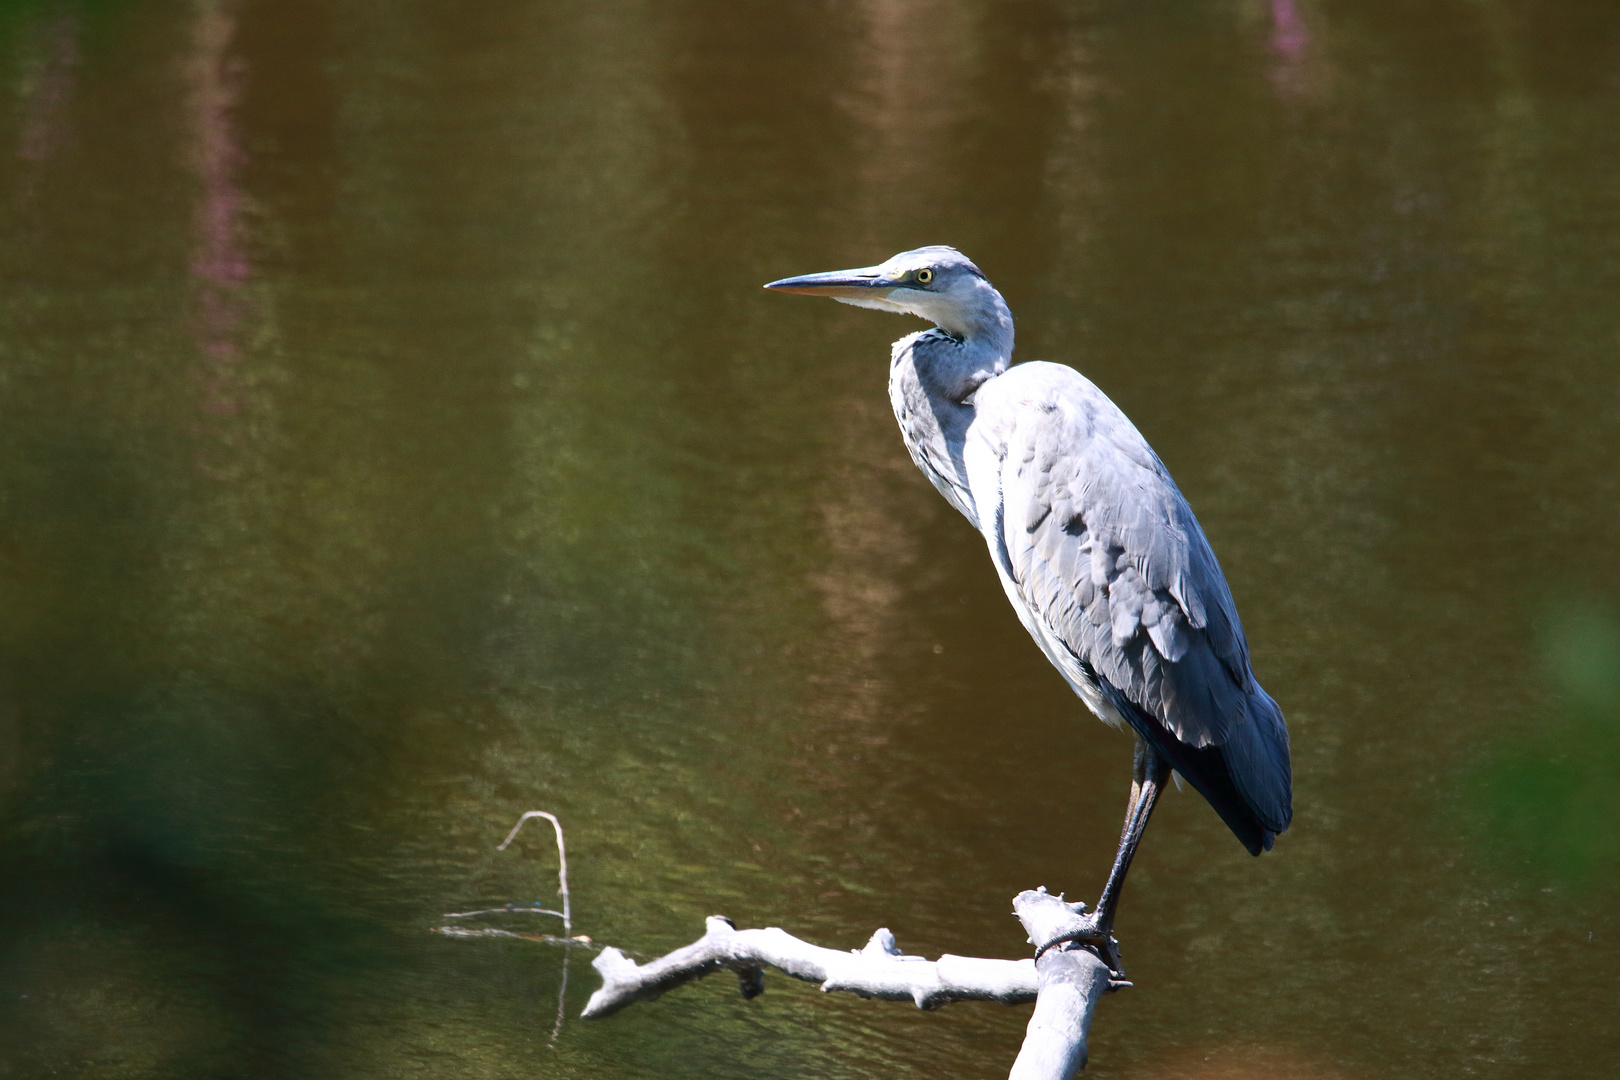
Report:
1,1,1618,1077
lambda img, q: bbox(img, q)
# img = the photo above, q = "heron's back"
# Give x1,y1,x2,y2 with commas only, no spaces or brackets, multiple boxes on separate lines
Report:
961,362,1292,853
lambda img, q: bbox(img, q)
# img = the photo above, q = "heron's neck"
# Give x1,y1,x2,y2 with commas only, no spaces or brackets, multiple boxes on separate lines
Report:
915,287,1016,402
887,298,1015,530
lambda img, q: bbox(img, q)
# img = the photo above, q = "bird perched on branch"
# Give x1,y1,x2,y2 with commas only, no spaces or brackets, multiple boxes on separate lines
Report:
766,247,1291,978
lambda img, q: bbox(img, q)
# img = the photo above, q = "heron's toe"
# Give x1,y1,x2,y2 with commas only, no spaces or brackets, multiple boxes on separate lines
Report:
1041,923,1127,985
1032,914,1104,956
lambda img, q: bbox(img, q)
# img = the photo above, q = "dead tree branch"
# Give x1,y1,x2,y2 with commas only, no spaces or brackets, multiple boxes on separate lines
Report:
583,887,1112,1079
585,918,1037,1016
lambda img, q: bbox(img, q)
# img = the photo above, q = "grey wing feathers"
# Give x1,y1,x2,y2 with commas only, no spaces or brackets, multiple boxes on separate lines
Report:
992,365,1292,841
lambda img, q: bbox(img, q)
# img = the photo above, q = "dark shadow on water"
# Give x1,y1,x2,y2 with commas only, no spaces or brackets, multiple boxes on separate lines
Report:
0,689,401,1078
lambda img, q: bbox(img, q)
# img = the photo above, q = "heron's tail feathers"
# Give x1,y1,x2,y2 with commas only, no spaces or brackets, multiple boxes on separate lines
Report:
1126,687,1292,857
1225,687,1293,836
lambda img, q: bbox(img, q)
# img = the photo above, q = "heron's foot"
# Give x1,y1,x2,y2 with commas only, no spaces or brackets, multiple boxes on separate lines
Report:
1015,889,1129,986
1018,892,1128,986
1041,919,1127,987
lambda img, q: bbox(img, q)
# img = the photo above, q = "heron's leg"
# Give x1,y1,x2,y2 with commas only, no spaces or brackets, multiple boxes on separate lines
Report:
1092,739,1171,936
1033,739,1170,982
1111,737,1150,859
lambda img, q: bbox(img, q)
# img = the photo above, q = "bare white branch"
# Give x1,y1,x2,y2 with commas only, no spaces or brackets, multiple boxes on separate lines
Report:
580,890,1111,1079
1013,887,1095,955
582,917,1038,1018
1008,891,1111,1080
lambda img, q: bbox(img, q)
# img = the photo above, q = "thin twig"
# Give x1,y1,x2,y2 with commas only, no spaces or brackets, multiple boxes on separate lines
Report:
497,810,571,935
432,926,592,944
443,904,568,920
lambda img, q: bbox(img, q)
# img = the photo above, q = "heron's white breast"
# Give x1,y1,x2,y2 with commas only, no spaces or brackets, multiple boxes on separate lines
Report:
962,379,1127,731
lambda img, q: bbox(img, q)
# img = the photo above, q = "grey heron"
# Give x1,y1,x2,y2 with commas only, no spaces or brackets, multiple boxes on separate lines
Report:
765,247,1291,978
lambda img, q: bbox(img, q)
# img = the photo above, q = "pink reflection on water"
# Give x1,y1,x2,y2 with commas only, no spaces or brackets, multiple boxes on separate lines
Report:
1268,0,1313,98
15,11,80,201
184,0,252,426
1270,0,1308,59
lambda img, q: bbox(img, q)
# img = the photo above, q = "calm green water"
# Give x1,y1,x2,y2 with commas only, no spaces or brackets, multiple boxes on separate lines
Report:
2,1,1618,1077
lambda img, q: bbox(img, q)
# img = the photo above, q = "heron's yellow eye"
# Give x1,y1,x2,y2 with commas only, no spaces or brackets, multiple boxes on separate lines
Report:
916,268,934,285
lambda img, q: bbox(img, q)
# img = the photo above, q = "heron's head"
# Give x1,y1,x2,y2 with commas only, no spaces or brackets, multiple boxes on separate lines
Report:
764,246,1009,344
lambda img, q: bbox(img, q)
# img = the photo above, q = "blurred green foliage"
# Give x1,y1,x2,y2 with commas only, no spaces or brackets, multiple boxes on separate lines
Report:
1466,601,1620,887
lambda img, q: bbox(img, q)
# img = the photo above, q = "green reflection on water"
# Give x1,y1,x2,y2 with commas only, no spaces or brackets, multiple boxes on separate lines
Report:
1467,601,1620,886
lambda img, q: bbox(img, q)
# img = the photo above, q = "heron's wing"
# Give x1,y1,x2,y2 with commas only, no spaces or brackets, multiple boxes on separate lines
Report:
973,364,1291,837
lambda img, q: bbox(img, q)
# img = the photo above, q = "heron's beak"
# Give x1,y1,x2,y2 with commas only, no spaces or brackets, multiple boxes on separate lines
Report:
763,266,896,301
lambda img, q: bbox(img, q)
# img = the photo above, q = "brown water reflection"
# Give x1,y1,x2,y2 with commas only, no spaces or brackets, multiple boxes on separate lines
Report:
1138,1043,1353,1080
1,1,1618,1077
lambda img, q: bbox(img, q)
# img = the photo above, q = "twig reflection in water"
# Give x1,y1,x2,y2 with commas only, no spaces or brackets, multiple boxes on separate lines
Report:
441,811,588,1044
